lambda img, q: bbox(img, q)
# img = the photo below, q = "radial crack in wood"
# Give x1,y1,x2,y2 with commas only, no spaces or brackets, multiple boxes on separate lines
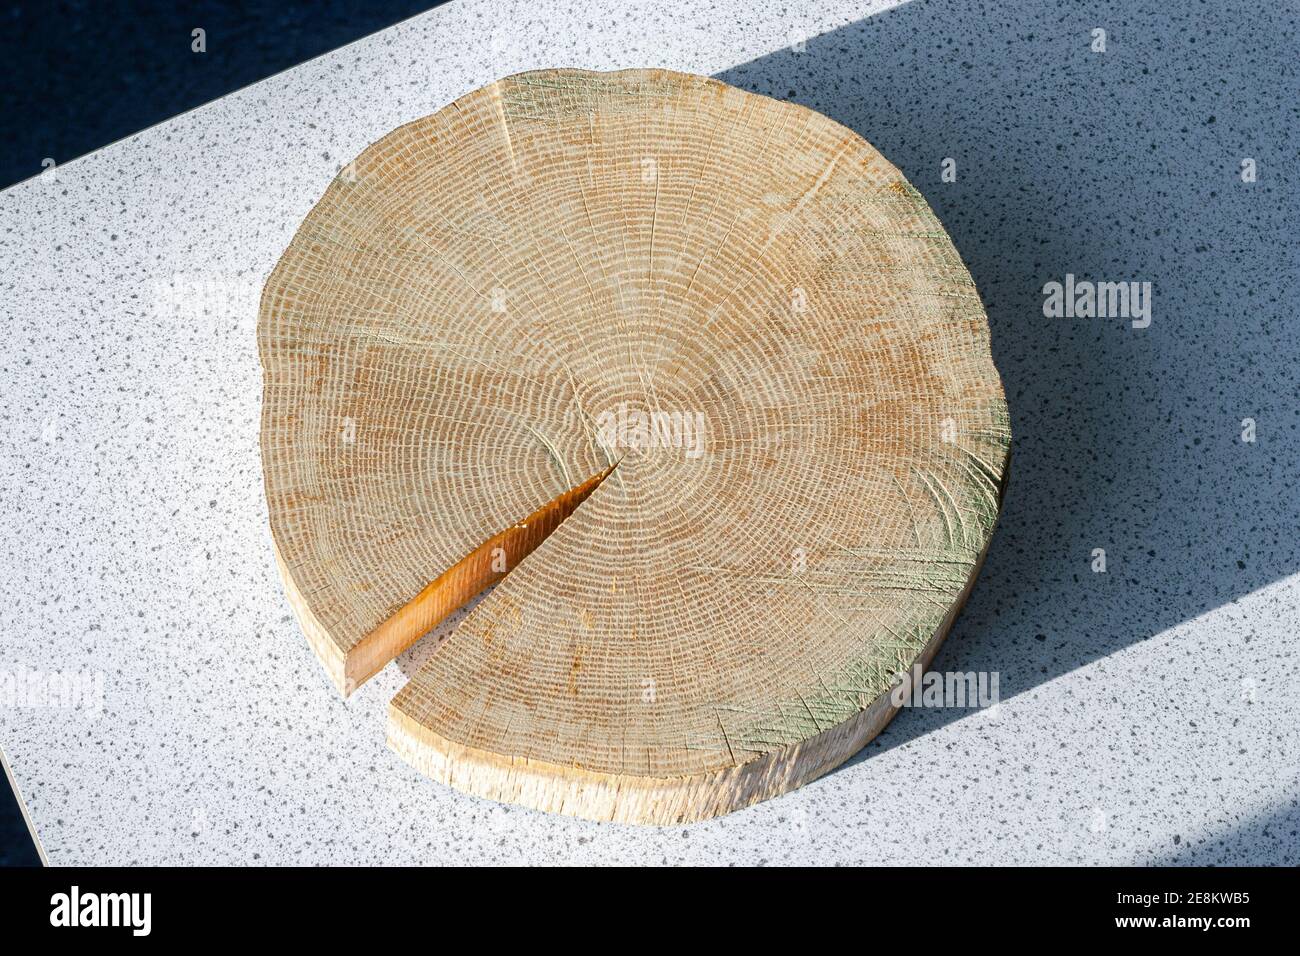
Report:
346,464,615,693
258,68,1012,824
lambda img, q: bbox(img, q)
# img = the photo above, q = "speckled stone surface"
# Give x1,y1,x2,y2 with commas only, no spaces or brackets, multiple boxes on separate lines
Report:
1,0,1296,865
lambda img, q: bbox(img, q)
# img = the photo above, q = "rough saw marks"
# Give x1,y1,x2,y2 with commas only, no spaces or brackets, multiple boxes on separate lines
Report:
258,68,1011,824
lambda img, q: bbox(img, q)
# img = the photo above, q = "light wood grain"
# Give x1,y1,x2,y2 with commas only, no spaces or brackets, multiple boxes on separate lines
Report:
259,68,1010,823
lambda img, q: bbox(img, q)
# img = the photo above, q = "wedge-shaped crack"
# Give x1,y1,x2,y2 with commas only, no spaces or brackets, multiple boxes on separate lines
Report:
343,464,616,694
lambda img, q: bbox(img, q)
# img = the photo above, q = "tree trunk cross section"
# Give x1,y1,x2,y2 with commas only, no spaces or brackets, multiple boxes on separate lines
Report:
259,69,1010,824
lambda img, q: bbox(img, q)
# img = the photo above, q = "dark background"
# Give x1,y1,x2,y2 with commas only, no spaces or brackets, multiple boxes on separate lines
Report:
0,1,446,190
0,0,447,865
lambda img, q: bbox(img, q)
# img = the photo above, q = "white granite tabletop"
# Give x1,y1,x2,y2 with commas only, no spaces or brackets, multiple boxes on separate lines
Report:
1,0,1297,865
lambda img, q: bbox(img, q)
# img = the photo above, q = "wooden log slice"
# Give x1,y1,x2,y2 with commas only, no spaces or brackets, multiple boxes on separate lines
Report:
258,68,1010,824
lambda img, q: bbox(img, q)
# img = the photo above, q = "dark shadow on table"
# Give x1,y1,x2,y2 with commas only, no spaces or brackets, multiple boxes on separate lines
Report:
1156,792,1299,865
715,0,1300,756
